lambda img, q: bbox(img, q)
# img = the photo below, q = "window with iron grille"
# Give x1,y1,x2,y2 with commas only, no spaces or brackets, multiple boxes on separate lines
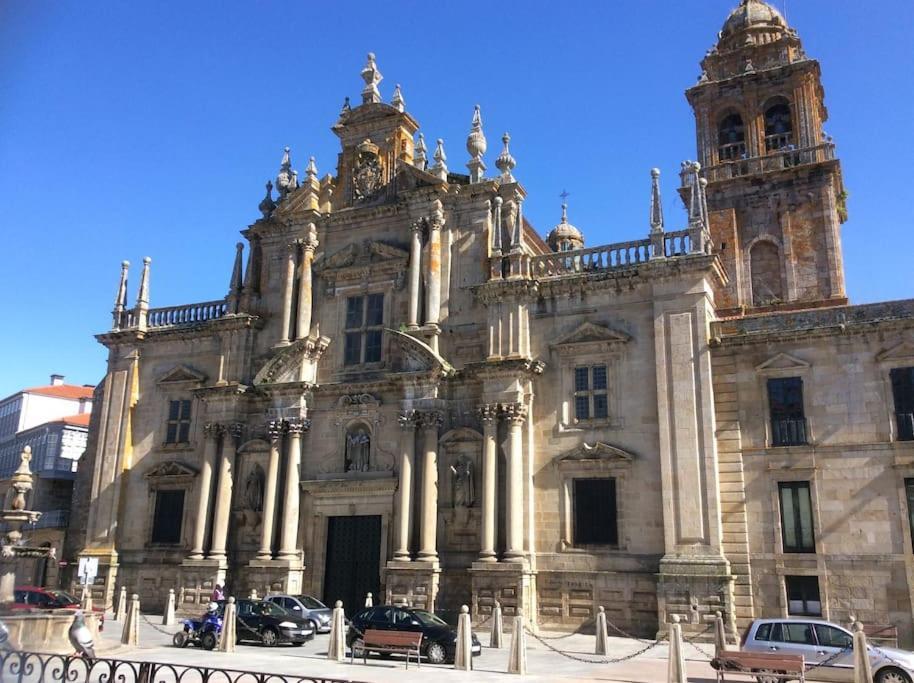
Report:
572,478,617,546
778,482,815,553
785,575,821,616
891,367,914,441
573,365,609,422
165,400,191,444
151,489,184,544
767,377,807,446
343,294,384,366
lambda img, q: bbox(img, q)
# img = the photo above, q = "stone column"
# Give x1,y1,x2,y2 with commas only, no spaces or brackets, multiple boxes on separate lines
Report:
278,241,297,345
277,418,308,560
478,405,499,562
425,202,443,352
209,423,242,561
257,420,283,560
408,220,422,330
417,411,442,562
295,227,318,340
394,411,417,561
503,404,526,561
189,423,221,559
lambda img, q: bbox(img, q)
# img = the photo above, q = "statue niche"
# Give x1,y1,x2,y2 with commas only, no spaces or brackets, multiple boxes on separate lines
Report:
450,455,475,509
345,423,371,473
243,463,265,512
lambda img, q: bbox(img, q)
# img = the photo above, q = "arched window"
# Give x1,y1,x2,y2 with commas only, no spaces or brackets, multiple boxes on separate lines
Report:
750,240,783,306
764,99,794,152
718,112,746,161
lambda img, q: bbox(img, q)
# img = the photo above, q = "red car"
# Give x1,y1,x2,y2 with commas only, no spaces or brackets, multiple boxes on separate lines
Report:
13,586,105,630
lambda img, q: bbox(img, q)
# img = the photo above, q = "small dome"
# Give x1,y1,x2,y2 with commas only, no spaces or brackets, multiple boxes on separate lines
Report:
720,0,786,43
547,201,584,251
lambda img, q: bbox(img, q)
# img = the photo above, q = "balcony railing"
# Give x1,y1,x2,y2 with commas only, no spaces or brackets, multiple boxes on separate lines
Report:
530,230,693,279
718,141,747,161
120,300,229,330
897,412,914,441
765,133,794,152
772,417,808,447
702,142,836,183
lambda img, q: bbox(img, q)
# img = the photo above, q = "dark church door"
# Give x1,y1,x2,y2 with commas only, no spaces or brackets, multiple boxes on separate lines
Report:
323,515,381,616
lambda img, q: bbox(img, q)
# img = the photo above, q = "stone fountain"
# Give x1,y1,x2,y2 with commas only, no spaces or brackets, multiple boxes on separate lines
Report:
0,447,98,652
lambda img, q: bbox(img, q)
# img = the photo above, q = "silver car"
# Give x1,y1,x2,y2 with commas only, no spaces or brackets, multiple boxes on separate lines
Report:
742,618,914,682
265,594,332,634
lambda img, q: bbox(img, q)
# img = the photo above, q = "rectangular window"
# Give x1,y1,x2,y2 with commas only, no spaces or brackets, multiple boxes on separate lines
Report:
778,482,815,553
767,377,807,446
785,575,821,616
891,367,914,441
151,489,185,544
573,365,609,422
572,478,618,546
165,400,191,444
343,294,384,366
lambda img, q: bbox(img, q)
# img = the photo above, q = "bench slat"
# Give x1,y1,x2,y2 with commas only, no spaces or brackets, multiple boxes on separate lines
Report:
363,629,423,647
717,651,805,673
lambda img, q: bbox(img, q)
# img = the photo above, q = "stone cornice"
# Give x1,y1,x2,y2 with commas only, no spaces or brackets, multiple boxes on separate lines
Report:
462,358,545,381
96,313,263,347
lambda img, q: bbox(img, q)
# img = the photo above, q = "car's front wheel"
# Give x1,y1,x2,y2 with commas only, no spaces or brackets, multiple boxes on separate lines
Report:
308,619,319,633
261,628,279,647
425,641,447,665
876,668,913,683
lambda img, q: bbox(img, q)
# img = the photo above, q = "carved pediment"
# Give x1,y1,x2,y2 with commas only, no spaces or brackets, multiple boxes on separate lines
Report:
877,341,914,363
556,442,635,464
394,161,446,192
755,352,810,373
253,335,331,386
387,329,455,376
315,240,409,273
157,365,207,385
440,427,483,445
145,460,198,479
550,321,631,356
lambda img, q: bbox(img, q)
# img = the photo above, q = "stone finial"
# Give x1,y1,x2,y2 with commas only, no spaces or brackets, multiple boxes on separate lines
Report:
495,132,516,183
136,257,151,310
687,161,705,228
112,260,130,329
338,96,351,123
466,105,487,183
414,133,428,171
391,84,405,112
360,52,383,104
258,180,276,218
306,156,318,183
432,138,448,181
276,147,297,199
227,242,244,311
650,168,664,233
492,196,503,252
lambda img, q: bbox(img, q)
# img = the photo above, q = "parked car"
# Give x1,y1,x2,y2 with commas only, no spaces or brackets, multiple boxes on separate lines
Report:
13,586,105,631
219,599,314,647
741,618,914,683
346,604,481,664
264,594,332,633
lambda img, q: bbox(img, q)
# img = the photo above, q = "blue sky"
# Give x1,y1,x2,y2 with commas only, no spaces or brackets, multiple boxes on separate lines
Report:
1,1,913,398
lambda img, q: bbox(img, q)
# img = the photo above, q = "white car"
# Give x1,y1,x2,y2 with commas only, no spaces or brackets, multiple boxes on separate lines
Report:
741,618,914,682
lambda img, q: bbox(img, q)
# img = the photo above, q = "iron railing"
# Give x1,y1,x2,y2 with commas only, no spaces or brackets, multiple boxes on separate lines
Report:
0,651,371,683
771,417,808,447
897,412,914,442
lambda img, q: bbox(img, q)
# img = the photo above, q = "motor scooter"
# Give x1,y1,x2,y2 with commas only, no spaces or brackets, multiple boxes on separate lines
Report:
173,610,223,650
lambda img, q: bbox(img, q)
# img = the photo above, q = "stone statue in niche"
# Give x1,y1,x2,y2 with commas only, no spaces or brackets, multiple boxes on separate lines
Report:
345,426,371,472
450,456,475,508
243,464,265,512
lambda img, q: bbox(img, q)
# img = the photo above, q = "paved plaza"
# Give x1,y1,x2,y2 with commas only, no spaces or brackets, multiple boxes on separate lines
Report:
97,611,719,683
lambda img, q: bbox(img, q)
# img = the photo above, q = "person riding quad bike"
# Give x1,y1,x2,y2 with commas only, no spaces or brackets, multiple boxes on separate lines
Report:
173,601,223,650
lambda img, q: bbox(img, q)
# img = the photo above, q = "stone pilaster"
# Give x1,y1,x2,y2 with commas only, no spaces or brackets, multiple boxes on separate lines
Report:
256,420,283,560
407,220,422,330
417,410,442,562
478,404,499,562
188,423,221,560
424,202,443,353
278,241,296,346
295,227,318,340
393,411,417,561
502,403,526,561
277,417,308,560
208,422,242,561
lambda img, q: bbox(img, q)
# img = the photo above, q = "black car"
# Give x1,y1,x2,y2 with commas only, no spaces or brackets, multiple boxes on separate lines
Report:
346,605,481,664
219,599,314,646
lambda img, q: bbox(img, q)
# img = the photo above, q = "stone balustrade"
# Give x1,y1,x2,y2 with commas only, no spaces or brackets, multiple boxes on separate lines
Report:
700,142,836,183
120,300,229,330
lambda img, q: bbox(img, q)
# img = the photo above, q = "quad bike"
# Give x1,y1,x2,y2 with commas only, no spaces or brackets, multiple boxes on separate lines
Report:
173,606,223,650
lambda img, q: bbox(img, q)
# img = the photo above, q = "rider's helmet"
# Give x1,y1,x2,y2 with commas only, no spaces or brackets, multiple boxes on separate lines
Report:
206,601,218,613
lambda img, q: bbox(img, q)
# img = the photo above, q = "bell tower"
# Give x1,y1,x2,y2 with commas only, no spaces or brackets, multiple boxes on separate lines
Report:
686,0,848,314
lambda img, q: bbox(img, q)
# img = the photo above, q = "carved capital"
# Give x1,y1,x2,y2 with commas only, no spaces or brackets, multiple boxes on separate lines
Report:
476,404,499,424
226,422,245,441
303,223,319,252
501,403,527,425
397,410,417,430
416,410,443,431
267,420,284,442
286,417,311,435
410,218,424,235
287,238,303,254
203,422,225,438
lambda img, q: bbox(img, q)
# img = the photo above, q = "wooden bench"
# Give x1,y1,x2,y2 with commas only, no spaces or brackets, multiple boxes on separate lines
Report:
712,651,806,682
352,629,423,669
861,623,898,648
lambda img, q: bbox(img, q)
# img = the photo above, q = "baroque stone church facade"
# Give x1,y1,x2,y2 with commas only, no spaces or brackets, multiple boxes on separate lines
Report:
73,0,914,642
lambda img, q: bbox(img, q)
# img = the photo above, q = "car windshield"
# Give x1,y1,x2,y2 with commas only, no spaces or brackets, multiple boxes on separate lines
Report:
412,610,448,627
49,591,78,604
296,596,326,610
253,601,289,617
